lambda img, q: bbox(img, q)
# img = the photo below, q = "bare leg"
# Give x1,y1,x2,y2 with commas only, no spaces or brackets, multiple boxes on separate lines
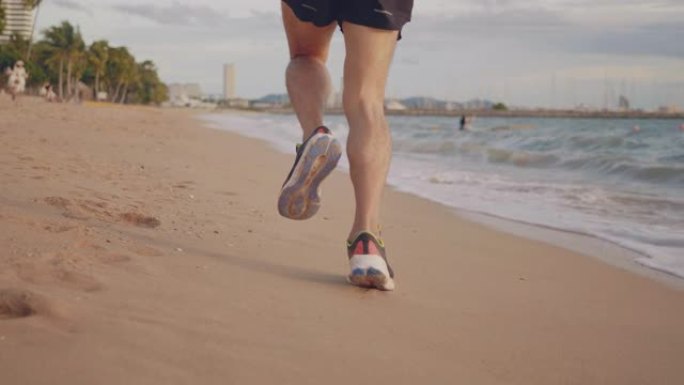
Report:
278,4,343,220
281,3,336,140
342,23,398,240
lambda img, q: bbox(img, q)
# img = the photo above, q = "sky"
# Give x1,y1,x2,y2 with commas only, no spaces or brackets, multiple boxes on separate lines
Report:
35,0,684,109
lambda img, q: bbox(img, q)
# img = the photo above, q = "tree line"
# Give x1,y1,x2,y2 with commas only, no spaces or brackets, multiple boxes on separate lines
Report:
1,14,168,105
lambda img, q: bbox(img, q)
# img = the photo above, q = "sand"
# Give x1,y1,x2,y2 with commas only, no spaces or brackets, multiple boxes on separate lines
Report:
1,96,683,385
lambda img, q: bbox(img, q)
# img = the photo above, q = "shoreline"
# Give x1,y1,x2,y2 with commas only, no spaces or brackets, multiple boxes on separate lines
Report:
201,109,684,291
459,209,684,290
2,97,683,384
221,106,684,120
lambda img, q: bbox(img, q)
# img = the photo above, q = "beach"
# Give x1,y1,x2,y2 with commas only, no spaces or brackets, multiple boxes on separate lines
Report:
1,96,684,384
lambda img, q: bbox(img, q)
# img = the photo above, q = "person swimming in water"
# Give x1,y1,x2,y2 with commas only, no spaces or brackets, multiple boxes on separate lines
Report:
459,115,470,131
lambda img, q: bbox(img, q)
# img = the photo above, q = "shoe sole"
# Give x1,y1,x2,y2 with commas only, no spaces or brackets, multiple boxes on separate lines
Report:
278,134,342,220
347,255,395,291
348,269,395,291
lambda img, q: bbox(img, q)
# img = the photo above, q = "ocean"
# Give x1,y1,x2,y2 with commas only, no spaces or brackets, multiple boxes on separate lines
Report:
201,112,684,281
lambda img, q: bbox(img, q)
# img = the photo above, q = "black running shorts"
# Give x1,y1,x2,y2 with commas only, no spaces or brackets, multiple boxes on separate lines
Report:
283,0,414,37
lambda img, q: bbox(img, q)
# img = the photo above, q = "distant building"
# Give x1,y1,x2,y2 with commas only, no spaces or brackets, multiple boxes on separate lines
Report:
385,99,407,111
251,101,277,109
658,105,681,114
618,95,630,110
254,93,290,107
402,96,441,110
462,99,495,110
223,63,236,100
0,0,35,44
326,77,343,109
167,83,202,107
327,87,342,109
168,83,202,99
444,101,463,111
226,98,249,108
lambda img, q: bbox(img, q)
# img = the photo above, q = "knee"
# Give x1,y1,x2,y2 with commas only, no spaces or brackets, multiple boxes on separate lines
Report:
289,48,327,63
343,92,386,128
286,55,327,76
344,93,391,165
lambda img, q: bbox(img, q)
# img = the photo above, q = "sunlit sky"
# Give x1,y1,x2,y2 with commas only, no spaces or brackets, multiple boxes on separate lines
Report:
36,0,684,109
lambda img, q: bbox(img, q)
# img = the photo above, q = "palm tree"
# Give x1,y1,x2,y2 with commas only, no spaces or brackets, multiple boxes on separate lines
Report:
70,47,88,101
132,60,168,105
43,27,67,98
88,40,109,98
105,46,137,103
43,21,85,100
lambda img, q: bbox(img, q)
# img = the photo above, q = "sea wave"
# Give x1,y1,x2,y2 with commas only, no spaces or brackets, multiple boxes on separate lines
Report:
391,119,684,187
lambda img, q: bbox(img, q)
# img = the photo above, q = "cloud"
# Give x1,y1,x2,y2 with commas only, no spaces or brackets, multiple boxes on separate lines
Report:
53,0,93,16
408,8,683,60
565,22,684,59
110,2,228,26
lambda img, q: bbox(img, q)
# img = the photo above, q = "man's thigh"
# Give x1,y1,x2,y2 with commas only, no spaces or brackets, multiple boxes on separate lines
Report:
342,22,398,99
281,1,337,59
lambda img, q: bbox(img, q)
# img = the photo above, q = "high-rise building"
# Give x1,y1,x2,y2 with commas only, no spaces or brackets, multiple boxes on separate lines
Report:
223,63,236,100
0,0,36,44
618,95,630,111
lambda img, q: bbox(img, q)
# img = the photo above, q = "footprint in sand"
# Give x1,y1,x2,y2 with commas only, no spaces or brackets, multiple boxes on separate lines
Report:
119,212,161,228
52,268,103,292
173,181,195,189
128,244,164,257
97,253,132,264
77,199,110,214
0,289,47,319
44,196,92,220
44,197,160,229
44,196,71,209
43,224,78,233
15,262,103,293
44,197,89,220
217,191,238,197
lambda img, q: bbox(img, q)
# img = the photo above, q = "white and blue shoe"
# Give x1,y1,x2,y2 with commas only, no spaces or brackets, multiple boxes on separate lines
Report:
278,126,342,220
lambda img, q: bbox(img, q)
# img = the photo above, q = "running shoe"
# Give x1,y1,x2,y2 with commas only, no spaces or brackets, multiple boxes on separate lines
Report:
347,231,395,291
278,126,342,220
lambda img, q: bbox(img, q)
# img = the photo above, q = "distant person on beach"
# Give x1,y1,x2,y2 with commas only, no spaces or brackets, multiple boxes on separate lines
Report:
277,0,413,290
40,83,57,102
6,60,29,101
459,115,469,131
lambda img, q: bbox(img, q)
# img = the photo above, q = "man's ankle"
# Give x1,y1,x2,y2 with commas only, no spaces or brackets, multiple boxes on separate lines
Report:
348,225,381,242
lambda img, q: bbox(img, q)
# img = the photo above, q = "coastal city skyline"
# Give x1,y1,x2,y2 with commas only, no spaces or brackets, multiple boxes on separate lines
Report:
34,0,684,110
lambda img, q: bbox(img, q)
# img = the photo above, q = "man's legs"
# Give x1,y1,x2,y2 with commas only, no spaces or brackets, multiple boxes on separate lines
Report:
280,3,402,289
342,23,398,240
281,3,336,140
